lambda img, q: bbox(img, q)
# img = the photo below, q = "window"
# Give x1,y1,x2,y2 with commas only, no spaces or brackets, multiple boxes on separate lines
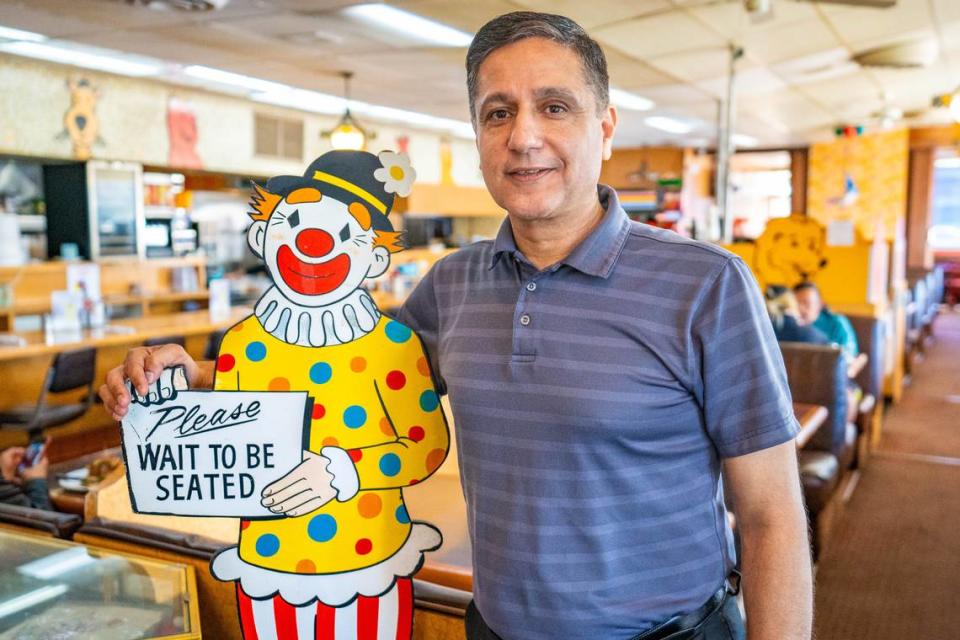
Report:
929,156,960,250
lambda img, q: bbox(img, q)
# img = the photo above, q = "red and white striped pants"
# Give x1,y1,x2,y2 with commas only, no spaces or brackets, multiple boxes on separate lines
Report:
236,578,413,640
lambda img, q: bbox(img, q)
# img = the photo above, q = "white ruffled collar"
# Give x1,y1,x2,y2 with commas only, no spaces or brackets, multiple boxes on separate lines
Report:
254,287,380,347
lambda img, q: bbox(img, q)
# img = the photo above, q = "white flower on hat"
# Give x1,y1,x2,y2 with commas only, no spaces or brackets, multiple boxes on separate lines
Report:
374,151,416,197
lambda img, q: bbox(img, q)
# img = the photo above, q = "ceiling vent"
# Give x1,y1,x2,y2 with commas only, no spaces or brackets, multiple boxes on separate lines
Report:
853,38,939,68
126,0,231,11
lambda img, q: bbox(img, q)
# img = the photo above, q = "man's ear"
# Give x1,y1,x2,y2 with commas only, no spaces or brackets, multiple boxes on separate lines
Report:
367,246,391,279
601,105,618,161
246,220,267,259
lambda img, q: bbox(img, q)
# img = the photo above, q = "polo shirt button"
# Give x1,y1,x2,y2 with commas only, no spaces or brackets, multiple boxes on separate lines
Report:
526,282,537,292
519,314,531,326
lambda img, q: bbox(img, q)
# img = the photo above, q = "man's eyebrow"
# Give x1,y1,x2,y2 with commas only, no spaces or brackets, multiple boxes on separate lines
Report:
533,87,581,105
478,92,515,112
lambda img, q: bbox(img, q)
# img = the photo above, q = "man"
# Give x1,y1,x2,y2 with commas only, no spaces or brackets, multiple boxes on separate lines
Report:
101,11,812,640
794,281,860,362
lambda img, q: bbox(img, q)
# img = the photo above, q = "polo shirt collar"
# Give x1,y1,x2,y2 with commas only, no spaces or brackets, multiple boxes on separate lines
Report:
489,184,631,279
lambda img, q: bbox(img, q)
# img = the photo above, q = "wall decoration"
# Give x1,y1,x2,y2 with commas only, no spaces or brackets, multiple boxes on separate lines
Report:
752,214,829,290
61,77,102,160
167,97,203,169
121,149,449,639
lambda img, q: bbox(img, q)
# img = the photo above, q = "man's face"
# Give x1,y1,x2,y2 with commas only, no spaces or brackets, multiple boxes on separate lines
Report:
473,38,616,224
795,288,823,326
249,196,389,307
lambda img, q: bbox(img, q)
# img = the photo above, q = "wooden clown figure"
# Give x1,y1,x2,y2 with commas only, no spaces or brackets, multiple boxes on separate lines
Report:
209,150,449,639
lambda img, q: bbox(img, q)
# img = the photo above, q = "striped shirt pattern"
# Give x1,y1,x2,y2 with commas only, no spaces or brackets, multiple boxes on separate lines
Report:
397,185,798,639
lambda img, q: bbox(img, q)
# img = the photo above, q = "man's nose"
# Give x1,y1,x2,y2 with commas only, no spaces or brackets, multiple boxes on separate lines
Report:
507,110,543,153
295,228,335,258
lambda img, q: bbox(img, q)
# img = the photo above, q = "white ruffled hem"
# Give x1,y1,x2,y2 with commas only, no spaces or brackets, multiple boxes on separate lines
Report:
210,522,441,606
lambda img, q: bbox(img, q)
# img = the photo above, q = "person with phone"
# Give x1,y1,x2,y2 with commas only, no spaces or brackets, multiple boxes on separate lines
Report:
0,439,53,510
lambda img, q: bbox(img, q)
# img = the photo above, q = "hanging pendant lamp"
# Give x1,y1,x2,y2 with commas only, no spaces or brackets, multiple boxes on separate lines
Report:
323,71,373,151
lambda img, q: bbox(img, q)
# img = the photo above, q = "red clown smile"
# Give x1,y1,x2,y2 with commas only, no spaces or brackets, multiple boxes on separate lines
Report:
276,245,351,296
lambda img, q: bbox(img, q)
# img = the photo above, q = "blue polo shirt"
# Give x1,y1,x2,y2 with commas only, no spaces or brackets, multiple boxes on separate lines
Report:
397,185,798,639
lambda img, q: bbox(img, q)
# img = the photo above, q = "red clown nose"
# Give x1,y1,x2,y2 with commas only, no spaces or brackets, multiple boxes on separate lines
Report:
295,228,334,258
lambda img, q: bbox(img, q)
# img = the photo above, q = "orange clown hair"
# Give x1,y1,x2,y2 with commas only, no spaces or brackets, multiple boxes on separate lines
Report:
248,184,404,253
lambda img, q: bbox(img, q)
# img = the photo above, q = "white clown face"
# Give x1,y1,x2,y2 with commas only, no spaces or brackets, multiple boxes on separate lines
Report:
247,195,390,307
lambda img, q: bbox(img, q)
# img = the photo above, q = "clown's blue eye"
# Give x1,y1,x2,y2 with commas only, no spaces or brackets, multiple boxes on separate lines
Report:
287,209,300,228
339,223,351,242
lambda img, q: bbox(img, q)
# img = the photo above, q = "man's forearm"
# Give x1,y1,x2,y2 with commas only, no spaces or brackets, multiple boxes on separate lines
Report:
196,360,216,389
738,514,813,639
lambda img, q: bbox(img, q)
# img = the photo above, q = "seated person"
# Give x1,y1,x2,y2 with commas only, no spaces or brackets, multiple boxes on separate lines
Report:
0,443,53,511
794,281,860,362
766,289,830,345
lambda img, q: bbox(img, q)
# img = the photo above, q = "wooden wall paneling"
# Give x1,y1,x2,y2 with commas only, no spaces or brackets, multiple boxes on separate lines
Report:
906,147,935,269
600,147,685,189
790,148,809,215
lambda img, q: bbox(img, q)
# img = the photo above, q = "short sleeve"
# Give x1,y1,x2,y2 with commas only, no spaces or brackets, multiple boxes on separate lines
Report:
691,257,799,458
395,261,446,395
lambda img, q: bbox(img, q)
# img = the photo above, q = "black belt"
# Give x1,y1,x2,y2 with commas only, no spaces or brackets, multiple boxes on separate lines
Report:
629,573,741,640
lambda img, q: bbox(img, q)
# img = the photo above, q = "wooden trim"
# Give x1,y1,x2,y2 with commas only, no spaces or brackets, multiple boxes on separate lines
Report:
790,148,809,215
906,148,935,269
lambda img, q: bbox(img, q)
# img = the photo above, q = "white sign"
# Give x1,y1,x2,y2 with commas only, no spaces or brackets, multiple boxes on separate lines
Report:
120,390,310,518
827,219,856,247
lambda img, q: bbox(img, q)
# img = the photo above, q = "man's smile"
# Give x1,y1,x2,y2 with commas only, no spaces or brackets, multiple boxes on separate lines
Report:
276,244,351,296
506,166,557,183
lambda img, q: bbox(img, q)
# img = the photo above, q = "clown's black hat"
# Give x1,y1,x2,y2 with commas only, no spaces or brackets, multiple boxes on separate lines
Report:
264,150,396,232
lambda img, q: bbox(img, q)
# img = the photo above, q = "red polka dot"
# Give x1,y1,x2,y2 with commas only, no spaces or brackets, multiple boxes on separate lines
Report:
217,354,235,372
240,519,250,530
386,370,406,390
407,426,425,442
355,538,372,555
348,449,363,462
312,404,326,420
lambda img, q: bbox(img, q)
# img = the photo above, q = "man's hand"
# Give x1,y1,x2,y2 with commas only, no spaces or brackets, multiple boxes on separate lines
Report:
19,451,48,482
260,451,337,518
99,344,214,421
0,447,24,483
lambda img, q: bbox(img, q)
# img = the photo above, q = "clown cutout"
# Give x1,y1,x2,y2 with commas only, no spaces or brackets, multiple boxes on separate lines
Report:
201,150,448,639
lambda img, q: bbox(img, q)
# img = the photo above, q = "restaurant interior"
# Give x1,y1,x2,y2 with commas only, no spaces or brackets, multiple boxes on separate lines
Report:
0,0,959,639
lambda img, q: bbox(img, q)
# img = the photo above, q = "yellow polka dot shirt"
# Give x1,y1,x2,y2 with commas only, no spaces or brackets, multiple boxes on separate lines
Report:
213,315,449,574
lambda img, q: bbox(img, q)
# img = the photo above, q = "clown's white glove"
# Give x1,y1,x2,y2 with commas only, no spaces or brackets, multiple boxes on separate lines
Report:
260,447,359,518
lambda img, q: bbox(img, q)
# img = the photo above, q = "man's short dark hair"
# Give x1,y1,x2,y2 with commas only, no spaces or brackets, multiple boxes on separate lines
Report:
465,11,610,123
793,281,820,295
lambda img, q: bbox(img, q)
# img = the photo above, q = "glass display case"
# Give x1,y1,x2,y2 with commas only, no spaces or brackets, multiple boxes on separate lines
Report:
0,531,200,639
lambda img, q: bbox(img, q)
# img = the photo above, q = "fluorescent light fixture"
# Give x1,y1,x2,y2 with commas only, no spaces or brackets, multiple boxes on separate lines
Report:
17,547,97,580
343,3,473,47
0,40,162,76
934,156,960,169
0,24,47,42
645,116,694,135
609,88,654,111
732,133,760,148
0,584,68,620
183,65,290,94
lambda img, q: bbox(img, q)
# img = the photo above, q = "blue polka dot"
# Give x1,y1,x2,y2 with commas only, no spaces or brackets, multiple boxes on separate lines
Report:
379,453,401,477
307,514,337,542
255,534,280,557
385,321,411,344
310,362,332,384
395,505,410,524
419,390,439,412
245,341,267,362
343,405,367,429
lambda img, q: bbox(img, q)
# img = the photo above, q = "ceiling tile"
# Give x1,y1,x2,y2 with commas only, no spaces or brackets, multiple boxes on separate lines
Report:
646,48,740,85
696,65,788,97
604,48,678,90
391,0,519,34
640,83,714,106
818,1,932,48
507,0,672,30
593,11,727,60
686,0,817,41
738,18,840,66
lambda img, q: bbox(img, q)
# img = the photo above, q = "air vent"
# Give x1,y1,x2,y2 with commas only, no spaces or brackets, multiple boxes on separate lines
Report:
255,113,304,161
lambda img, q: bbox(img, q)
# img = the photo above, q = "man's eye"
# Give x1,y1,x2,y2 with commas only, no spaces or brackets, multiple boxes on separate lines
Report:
287,209,300,228
339,223,351,242
546,104,567,114
487,109,509,121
